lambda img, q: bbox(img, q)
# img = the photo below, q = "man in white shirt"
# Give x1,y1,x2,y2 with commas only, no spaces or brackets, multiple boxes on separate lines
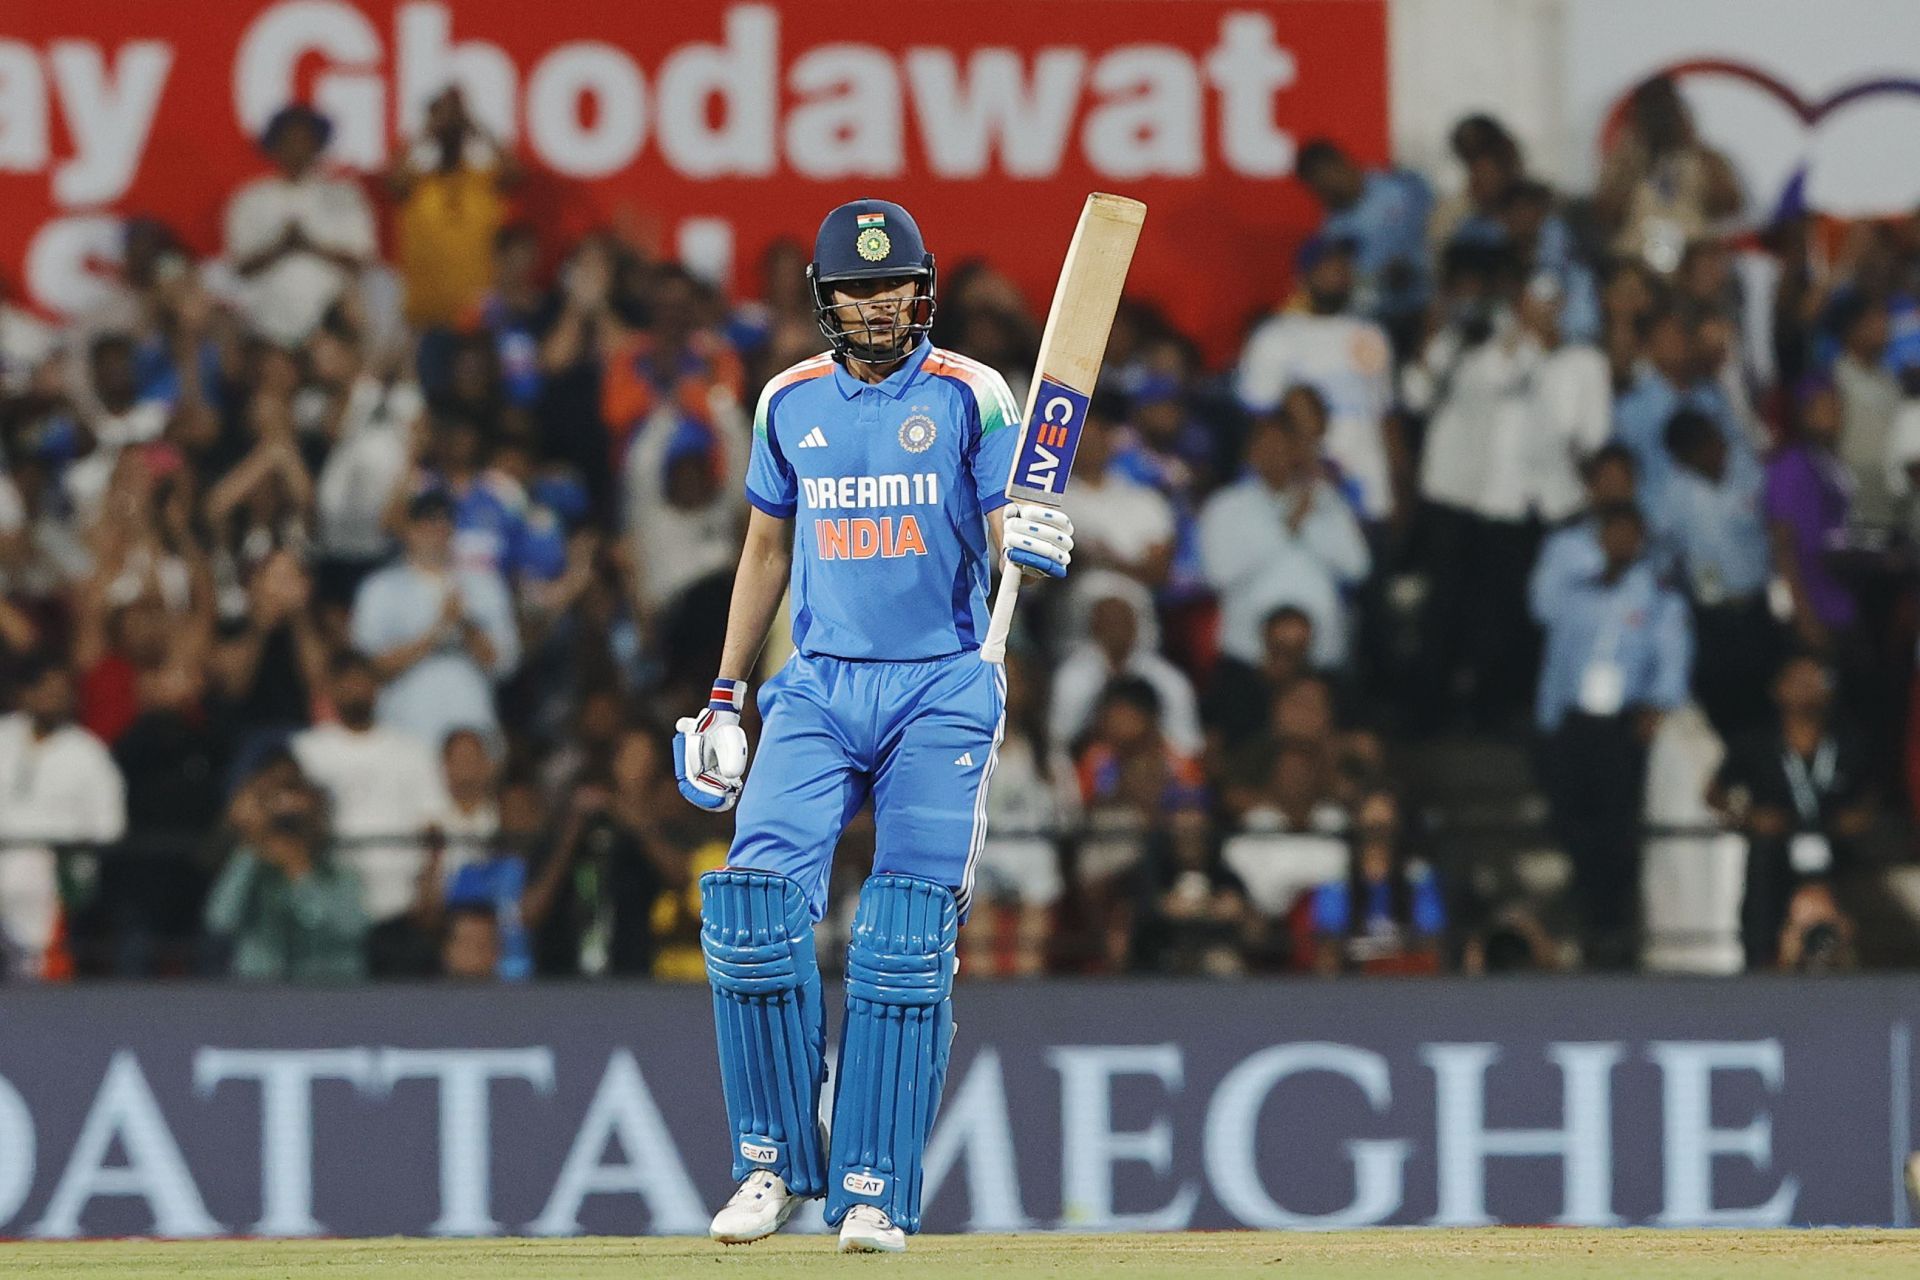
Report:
1048,570,1203,756
435,726,502,881
350,491,520,748
623,405,748,619
0,657,126,978
1408,259,1611,729
1236,237,1399,523
224,105,376,348
1199,413,1371,669
292,651,449,924
1061,397,1176,593
311,317,420,572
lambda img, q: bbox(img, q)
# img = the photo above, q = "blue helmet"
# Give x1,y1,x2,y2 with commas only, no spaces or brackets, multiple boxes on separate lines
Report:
807,198,937,361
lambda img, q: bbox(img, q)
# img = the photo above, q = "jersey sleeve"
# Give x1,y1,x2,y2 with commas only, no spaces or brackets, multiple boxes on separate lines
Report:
968,367,1024,514
745,379,798,518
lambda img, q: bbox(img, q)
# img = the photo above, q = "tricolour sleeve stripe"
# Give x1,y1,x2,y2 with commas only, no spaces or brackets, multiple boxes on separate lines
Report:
753,354,834,439
926,350,1022,436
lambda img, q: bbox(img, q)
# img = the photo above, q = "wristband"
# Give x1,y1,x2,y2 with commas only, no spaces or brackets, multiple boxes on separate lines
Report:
709,678,748,714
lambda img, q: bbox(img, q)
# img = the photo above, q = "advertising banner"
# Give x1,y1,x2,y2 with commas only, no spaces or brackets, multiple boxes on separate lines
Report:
0,977,1912,1237
0,0,1387,362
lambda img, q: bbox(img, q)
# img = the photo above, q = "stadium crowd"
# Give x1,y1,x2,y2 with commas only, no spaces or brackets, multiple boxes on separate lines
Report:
2,79,1917,984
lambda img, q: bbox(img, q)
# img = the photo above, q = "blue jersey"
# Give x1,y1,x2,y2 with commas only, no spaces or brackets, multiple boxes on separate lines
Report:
745,341,1021,660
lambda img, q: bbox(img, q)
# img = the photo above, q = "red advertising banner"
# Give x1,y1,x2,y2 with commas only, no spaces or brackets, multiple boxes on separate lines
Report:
0,0,1387,362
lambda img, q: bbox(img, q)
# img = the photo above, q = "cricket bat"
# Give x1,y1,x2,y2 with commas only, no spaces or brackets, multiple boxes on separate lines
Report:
979,192,1146,664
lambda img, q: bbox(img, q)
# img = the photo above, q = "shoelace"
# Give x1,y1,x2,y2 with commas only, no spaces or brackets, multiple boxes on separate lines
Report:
730,1171,779,1204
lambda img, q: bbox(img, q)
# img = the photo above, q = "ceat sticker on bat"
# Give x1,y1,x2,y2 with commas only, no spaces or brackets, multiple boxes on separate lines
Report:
1010,376,1090,499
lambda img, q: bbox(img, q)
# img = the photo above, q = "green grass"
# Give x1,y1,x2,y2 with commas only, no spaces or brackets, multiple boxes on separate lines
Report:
3,1232,1919,1280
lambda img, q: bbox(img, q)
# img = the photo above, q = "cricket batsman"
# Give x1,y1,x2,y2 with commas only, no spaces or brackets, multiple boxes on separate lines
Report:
673,199,1074,1252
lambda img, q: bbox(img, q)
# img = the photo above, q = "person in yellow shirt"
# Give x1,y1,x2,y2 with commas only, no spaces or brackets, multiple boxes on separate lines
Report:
387,88,524,331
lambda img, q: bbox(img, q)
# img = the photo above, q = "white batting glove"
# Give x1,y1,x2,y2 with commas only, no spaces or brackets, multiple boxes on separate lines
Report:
673,679,751,812
1003,502,1074,579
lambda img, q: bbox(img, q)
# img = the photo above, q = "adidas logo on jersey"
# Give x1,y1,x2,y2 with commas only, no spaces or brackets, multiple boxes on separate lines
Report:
954,752,974,767
797,427,829,448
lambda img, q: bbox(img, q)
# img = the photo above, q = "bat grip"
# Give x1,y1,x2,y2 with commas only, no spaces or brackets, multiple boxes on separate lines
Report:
979,560,1022,664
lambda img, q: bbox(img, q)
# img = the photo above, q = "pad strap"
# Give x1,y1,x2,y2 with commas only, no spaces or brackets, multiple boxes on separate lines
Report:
826,874,959,1233
701,869,828,1196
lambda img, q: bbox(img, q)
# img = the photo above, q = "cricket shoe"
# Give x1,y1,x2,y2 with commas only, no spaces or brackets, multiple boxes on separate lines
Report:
708,1170,801,1244
837,1204,906,1253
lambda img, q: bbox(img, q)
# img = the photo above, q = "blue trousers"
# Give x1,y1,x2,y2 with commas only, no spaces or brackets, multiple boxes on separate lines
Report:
729,651,1006,920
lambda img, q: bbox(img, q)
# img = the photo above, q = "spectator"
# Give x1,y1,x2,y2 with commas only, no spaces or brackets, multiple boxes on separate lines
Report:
1774,881,1858,973
387,87,523,332
204,759,367,982
1710,655,1872,970
399,413,531,582
350,489,519,747
1199,411,1370,670
1532,444,1640,606
435,727,501,878
1613,304,1747,504
292,651,448,927
1295,138,1435,347
1531,502,1692,969
1059,395,1176,590
439,901,503,981
310,314,420,598
1409,244,1610,729
1429,115,1524,253
622,411,747,622
223,104,376,348
0,271,55,395
1766,378,1855,654
1130,801,1248,976
443,774,544,982
1658,408,1777,738
1596,75,1743,274
1236,236,1400,523
598,264,745,469
1309,788,1445,976
1829,293,1899,531
468,225,559,416
0,655,127,979
965,653,1071,977
524,729,686,976
1203,605,1319,755
1049,572,1202,757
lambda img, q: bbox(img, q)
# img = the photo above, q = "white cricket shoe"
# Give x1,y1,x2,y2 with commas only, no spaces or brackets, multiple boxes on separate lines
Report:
708,1171,800,1244
838,1204,906,1253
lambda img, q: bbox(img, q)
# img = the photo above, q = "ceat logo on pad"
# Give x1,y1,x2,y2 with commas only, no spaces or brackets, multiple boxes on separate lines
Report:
842,1172,887,1196
740,1140,779,1164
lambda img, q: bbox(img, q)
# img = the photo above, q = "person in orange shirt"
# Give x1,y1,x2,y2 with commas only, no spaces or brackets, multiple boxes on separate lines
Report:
387,88,524,332
598,265,745,466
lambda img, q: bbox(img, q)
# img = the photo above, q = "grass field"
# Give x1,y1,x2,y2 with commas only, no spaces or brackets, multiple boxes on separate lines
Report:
5,1231,1919,1280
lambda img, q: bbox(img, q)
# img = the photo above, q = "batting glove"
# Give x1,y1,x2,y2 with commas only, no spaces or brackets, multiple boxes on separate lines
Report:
1003,502,1074,579
674,679,751,812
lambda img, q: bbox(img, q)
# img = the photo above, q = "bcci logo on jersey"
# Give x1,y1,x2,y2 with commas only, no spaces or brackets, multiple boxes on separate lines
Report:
1011,376,1089,496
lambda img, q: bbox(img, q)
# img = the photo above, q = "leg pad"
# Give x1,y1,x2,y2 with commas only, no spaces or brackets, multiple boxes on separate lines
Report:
826,873,959,1232
701,869,828,1196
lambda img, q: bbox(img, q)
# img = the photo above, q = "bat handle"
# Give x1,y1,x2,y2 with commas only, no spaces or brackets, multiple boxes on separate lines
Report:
980,560,1022,664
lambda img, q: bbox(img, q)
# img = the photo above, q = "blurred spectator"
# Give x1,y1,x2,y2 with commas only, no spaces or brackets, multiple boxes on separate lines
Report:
1203,605,1319,755
387,87,523,332
311,314,420,595
1295,138,1435,346
439,901,503,981
1774,881,1858,973
1429,115,1523,253
0,272,55,395
1130,801,1248,976
1596,75,1742,274
1830,293,1899,531
1409,244,1610,729
1049,572,1202,757
436,727,501,876
525,729,686,976
965,654,1071,977
0,656,126,979
207,549,324,749
1613,304,1747,505
1199,411,1370,670
224,105,376,348
1236,236,1400,522
204,759,367,982
349,489,519,746
400,413,530,581
1059,396,1175,590
599,264,745,470
1658,408,1777,738
1531,502,1692,969
1766,378,1855,653
468,225,558,416
1496,181,1603,346
1710,655,1872,970
1309,788,1444,976
443,774,543,982
622,409,747,623
292,651,448,927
